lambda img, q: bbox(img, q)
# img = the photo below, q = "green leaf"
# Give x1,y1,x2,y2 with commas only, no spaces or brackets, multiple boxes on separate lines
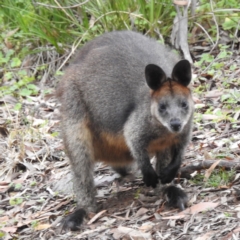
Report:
19,88,32,96
230,64,237,71
11,57,22,68
31,220,39,228
6,49,15,59
30,181,36,187
218,51,228,59
27,84,38,90
222,17,237,30
51,132,59,137
0,231,6,238
14,103,22,111
55,70,64,76
9,198,23,206
4,72,13,81
15,183,22,190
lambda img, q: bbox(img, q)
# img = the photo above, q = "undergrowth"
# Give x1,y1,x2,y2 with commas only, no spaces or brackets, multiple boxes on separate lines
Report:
0,0,239,103
190,169,236,188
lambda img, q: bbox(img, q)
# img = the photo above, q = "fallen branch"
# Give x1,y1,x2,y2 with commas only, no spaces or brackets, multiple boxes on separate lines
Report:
179,159,240,179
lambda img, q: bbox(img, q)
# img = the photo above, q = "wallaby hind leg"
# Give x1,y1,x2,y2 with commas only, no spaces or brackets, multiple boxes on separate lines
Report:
61,118,96,231
156,150,188,210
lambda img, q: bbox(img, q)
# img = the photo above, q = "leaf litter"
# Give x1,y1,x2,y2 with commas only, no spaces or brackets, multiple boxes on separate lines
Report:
0,40,240,240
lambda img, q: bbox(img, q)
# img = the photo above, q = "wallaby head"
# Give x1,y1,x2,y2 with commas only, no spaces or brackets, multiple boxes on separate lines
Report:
146,59,193,133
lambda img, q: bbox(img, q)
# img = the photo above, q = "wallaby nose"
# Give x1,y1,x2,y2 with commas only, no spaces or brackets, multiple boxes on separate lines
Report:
170,118,181,132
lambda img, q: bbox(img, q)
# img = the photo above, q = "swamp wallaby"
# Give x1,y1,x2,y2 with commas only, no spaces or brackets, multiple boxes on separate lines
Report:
57,30,194,231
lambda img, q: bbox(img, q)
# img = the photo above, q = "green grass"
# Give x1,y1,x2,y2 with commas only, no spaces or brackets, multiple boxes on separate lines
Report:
190,169,236,188
0,0,239,99
0,0,176,51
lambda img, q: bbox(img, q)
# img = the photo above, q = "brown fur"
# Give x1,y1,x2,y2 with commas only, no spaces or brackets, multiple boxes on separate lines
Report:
93,131,133,166
151,81,191,99
147,134,179,153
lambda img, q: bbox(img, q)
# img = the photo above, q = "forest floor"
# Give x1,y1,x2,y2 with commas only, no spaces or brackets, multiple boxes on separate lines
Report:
0,39,240,240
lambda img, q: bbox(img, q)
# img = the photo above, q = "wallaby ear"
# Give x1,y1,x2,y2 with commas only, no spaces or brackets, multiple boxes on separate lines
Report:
172,60,191,86
145,64,167,90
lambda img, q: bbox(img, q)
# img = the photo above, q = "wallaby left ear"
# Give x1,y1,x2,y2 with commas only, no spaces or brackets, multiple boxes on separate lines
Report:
172,60,191,86
145,64,167,90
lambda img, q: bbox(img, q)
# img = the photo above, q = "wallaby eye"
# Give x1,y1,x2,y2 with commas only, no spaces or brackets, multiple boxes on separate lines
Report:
181,101,188,109
159,103,167,112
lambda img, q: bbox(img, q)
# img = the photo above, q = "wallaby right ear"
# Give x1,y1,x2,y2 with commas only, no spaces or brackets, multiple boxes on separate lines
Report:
172,60,191,86
145,64,167,90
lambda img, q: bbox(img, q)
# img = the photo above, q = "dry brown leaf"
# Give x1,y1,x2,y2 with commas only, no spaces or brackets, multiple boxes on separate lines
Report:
135,208,148,217
203,150,213,160
162,215,185,220
5,28,19,38
87,209,107,225
160,209,179,216
76,226,108,238
34,223,51,231
94,174,118,187
195,231,216,240
205,90,223,98
4,28,18,49
111,228,123,239
1,227,17,233
0,216,9,222
162,202,219,220
202,114,219,120
117,226,151,239
204,160,221,182
181,202,219,215
0,184,10,193
138,223,154,232
192,96,201,103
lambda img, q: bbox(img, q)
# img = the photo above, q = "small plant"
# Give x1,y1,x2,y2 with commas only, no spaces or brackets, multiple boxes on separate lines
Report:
31,220,39,229
9,182,22,191
196,0,240,39
134,189,141,199
9,197,23,206
37,197,45,204
0,231,6,238
14,183,22,190
30,181,37,187
224,212,232,217
195,45,233,74
221,90,240,105
195,53,214,69
190,169,235,188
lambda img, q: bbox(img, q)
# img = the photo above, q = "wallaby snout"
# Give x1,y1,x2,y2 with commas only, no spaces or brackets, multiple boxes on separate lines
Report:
170,118,181,132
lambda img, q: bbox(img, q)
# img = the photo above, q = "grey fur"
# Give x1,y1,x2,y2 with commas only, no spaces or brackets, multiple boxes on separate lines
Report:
57,30,194,230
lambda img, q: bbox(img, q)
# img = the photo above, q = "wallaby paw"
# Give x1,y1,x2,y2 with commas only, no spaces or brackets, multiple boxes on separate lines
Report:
142,167,159,188
160,166,178,184
61,208,86,231
163,185,188,210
